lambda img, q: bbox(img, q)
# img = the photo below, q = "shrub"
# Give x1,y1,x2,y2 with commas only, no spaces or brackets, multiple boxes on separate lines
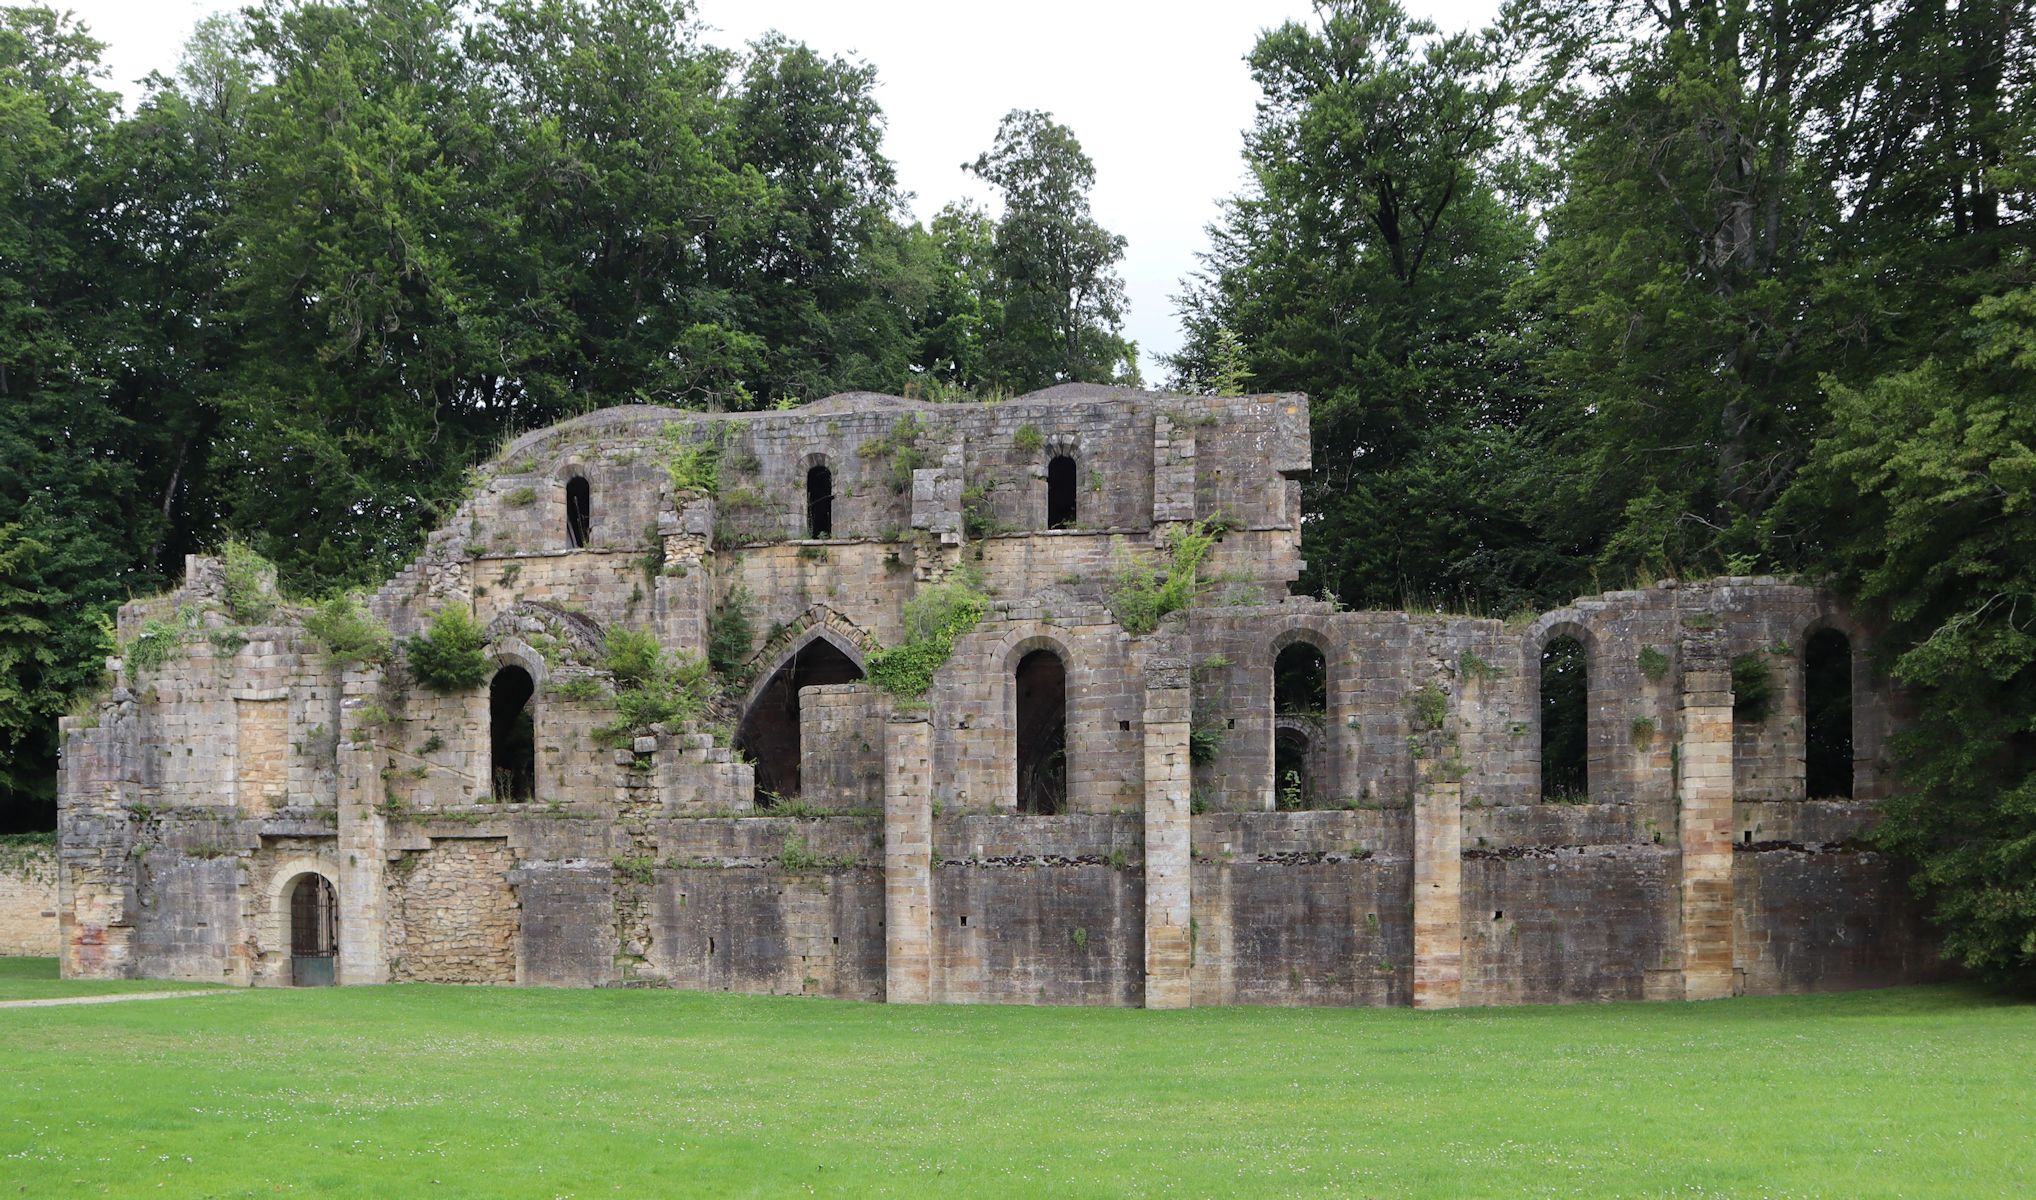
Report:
220,538,279,624
504,486,537,507
305,593,393,667
603,626,664,687
404,606,491,692
858,414,926,494
1013,423,1045,453
124,613,193,675
1408,683,1448,732
661,423,727,495
1188,721,1224,766
1106,517,1221,635
594,628,712,747
1638,645,1671,682
707,586,756,676
1732,653,1774,723
867,571,989,698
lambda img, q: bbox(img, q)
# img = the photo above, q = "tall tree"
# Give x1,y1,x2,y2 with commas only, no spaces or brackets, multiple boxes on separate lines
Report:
1173,0,1562,611
966,109,1136,391
0,8,170,827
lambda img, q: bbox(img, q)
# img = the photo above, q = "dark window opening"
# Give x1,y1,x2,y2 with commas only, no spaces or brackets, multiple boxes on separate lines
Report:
1274,642,1327,716
290,874,338,986
806,464,833,539
734,638,863,807
565,477,591,548
1540,635,1588,802
1016,648,1067,814
1274,727,1313,809
1047,455,1077,530
490,666,536,802
1804,629,1854,798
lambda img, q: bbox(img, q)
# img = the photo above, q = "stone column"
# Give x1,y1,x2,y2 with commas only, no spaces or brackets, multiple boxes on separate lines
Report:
335,669,390,985
655,495,714,655
1677,628,1736,1000
1142,646,1193,1010
883,713,934,1003
1411,745,1463,1008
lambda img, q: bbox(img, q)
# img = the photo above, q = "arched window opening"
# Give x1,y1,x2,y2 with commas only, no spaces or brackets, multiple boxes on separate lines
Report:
1804,629,1854,799
565,477,591,548
735,638,863,807
806,464,833,539
289,874,338,987
490,666,536,803
1274,726,1313,810
1540,635,1588,802
1274,642,1327,716
1016,648,1067,814
1047,455,1077,530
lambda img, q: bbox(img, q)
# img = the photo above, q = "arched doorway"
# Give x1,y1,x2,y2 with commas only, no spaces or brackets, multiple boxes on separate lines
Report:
735,636,864,806
1016,648,1067,814
289,874,338,987
490,666,536,802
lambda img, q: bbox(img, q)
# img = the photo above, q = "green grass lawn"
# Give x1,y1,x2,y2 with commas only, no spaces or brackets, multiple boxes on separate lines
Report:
0,956,221,1002
0,959,2028,1198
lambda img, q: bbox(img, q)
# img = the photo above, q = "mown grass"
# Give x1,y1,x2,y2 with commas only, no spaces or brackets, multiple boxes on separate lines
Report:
0,956,219,1002
0,959,2028,1198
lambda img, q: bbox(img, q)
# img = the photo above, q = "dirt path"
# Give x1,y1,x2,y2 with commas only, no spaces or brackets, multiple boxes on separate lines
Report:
0,989,236,1010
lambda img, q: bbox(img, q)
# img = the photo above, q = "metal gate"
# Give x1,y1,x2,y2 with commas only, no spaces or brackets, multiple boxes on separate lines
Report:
290,874,338,986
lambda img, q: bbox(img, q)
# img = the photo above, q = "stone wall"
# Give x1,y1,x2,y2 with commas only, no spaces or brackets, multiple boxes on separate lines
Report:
52,385,1943,1007
387,838,518,984
0,850,58,956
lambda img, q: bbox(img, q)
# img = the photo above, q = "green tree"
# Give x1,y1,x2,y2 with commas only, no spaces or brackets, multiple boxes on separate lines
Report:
966,109,1136,391
0,8,164,827
1172,0,1562,611
1786,277,2036,983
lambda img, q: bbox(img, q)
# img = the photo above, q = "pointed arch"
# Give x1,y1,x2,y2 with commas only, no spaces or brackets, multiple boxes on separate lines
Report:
736,606,880,716
734,623,867,806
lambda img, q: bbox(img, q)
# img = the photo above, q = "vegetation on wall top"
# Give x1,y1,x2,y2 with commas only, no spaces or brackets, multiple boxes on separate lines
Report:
404,606,492,693
867,570,989,698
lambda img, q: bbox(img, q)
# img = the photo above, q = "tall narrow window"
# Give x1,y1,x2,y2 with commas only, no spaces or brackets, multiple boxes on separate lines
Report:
1540,636,1588,802
289,874,338,987
490,666,536,802
1804,629,1854,798
1273,642,1328,809
806,464,833,538
1274,643,1327,716
1047,454,1077,530
1016,648,1067,814
565,477,591,548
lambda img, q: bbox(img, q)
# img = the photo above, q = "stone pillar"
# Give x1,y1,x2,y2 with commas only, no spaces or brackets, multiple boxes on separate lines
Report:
1411,745,1463,1008
1678,629,1736,1000
655,494,714,655
1142,645,1193,1010
336,669,390,985
883,713,933,1003
1151,411,1197,533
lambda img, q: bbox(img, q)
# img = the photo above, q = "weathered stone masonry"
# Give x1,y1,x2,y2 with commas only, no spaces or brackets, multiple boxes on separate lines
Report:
53,384,1946,1004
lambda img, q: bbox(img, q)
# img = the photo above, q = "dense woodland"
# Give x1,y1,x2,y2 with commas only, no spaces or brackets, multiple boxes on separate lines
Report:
1,0,2030,980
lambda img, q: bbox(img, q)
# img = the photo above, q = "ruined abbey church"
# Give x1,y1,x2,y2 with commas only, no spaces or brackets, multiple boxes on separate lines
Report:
55,385,1943,1006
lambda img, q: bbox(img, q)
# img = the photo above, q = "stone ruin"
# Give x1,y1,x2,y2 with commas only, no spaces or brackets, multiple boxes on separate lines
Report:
51,384,1945,1005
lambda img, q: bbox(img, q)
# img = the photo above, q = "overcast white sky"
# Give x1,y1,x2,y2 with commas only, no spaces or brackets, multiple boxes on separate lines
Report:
63,0,1501,381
